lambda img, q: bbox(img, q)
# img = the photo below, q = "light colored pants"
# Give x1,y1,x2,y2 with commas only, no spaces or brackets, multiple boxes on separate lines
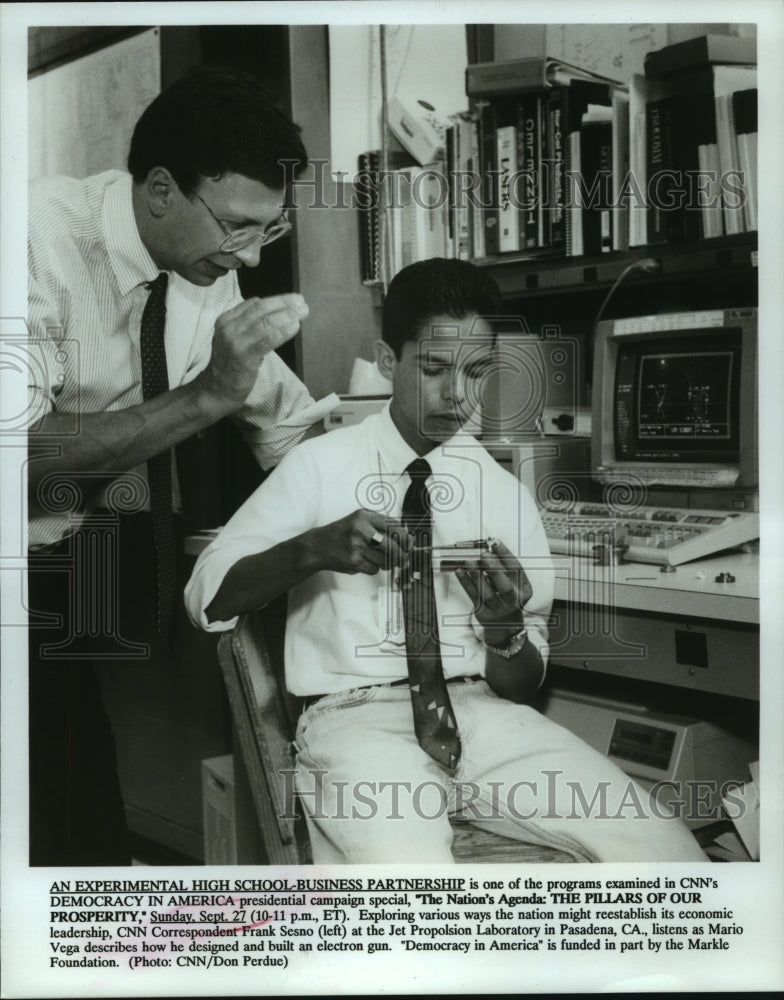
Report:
293,679,707,865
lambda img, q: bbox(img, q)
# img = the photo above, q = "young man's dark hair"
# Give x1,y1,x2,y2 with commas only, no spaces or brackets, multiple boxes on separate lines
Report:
127,66,308,194
382,257,503,358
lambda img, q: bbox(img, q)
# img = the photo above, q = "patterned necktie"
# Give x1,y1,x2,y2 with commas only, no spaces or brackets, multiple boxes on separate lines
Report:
140,272,177,642
401,458,461,772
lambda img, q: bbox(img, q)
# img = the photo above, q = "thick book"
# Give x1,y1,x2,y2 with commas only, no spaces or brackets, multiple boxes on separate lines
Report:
562,81,613,258
733,88,757,232
537,91,549,249
466,56,622,98
547,86,566,249
579,119,613,256
645,91,705,245
517,91,543,249
611,90,630,251
644,33,757,80
645,96,673,245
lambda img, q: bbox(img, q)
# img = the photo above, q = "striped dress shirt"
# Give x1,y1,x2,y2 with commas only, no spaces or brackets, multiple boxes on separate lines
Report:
27,170,338,547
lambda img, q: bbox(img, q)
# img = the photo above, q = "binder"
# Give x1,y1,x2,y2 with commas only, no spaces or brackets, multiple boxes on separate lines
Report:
466,56,622,99
644,33,756,80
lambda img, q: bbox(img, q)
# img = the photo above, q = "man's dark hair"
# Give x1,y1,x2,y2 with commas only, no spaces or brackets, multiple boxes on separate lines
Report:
128,66,308,195
382,258,503,358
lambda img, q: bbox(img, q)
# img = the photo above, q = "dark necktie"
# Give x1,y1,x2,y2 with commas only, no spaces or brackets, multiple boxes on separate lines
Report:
401,458,461,772
140,272,177,641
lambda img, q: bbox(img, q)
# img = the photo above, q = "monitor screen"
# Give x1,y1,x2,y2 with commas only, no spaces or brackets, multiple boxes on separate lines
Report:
615,332,741,464
592,309,757,492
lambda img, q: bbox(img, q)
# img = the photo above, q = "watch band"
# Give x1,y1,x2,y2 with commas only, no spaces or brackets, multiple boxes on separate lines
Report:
483,625,528,659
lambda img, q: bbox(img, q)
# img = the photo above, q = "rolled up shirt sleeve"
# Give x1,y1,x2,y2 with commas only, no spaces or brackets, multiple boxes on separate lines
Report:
185,444,319,632
26,258,71,427
232,351,339,469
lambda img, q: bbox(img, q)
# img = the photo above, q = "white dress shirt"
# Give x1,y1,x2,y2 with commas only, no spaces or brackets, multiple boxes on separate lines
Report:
27,170,338,546
185,404,554,696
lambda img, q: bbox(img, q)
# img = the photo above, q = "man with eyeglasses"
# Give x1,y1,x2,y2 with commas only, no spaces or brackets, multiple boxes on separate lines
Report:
26,67,337,865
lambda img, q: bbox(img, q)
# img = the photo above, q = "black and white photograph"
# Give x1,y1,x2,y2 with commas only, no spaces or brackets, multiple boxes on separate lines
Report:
1,1,783,995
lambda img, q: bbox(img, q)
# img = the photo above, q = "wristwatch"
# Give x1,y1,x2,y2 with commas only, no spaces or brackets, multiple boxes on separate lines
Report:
483,625,528,659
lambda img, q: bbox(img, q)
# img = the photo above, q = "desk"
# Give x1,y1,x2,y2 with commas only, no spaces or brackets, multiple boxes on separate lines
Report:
548,552,759,700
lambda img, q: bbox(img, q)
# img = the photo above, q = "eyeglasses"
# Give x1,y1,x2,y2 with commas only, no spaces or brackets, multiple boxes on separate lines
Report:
193,191,292,253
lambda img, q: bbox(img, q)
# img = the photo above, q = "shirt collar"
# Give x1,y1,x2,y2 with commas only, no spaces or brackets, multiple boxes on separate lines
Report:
373,401,473,479
103,172,162,295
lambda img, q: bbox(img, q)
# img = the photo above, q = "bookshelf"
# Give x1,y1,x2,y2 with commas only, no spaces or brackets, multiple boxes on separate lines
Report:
351,27,757,321
476,232,757,301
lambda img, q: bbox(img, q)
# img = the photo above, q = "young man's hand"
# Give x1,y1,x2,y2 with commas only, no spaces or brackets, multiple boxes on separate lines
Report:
454,539,531,647
304,509,411,576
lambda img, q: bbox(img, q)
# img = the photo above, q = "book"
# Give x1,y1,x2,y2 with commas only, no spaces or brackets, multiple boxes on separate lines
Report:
733,88,757,232
355,150,415,283
562,82,614,258
645,96,673,245
517,92,542,249
446,116,469,259
477,101,500,255
537,92,549,249
445,123,456,255
712,66,757,236
644,33,756,80
627,74,648,247
456,113,475,259
645,91,705,245
567,125,583,257
356,150,379,282
715,94,742,235
466,56,622,99
611,90,630,251
697,131,723,239
467,115,485,258
547,86,566,250
579,117,613,255
496,124,519,252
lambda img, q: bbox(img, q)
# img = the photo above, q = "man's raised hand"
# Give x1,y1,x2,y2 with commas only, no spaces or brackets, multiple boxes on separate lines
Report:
198,293,309,408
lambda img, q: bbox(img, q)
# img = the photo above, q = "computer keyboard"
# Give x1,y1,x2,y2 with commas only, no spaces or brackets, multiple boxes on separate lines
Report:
595,465,739,489
539,501,759,567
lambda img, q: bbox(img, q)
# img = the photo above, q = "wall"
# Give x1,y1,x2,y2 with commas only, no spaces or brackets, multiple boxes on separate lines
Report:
492,22,744,80
28,28,161,179
288,25,382,399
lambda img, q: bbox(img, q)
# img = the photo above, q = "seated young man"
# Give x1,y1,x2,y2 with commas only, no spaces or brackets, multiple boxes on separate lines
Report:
186,258,705,864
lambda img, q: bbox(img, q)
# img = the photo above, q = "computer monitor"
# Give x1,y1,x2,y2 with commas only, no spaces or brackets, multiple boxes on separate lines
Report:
592,308,757,495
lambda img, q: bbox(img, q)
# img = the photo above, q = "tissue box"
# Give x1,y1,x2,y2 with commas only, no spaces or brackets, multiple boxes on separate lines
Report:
387,95,447,166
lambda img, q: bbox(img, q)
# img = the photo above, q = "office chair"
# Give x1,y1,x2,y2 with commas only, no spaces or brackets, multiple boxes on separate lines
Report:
217,607,575,864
